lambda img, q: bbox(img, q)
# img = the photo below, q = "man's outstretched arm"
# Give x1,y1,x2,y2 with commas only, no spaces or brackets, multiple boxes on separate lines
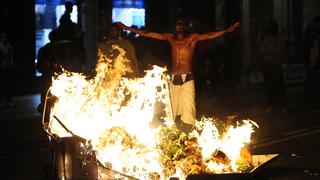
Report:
115,22,170,41
196,22,240,41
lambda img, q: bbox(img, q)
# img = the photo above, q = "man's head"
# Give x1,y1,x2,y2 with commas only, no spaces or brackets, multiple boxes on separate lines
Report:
175,18,188,34
110,23,123,39
65,1,73,14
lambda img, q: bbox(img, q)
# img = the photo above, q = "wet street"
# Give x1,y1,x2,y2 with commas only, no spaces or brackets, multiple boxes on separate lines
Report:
0,83,320,180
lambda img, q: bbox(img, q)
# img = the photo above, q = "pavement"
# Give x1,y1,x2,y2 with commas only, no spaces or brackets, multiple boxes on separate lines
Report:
0,81,319,179
197,82,320,180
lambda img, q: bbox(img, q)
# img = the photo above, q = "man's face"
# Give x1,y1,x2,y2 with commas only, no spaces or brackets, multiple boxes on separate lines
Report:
175,20,187,33
110,26,121,38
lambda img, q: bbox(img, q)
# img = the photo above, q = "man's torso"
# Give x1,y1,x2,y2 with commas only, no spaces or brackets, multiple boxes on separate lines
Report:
168,34,198,73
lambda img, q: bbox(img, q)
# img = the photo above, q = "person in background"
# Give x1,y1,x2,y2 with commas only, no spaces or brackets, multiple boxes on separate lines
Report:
56,1,85,73
58,1,76,40
0,32,16,107
36,30,60,113
97,23,140,77
260,20,287,112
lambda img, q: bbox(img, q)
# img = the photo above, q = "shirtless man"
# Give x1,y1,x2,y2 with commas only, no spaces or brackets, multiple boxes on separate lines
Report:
116,19,240,132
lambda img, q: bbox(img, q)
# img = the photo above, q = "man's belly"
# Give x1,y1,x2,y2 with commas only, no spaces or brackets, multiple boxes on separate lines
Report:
172,61,192,73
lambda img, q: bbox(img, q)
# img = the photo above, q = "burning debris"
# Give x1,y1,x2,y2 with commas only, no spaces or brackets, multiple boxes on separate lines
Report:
46,45,260,179
158,118,258,178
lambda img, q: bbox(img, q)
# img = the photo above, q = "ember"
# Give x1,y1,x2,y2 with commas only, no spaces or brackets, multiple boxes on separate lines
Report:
47,46,259,179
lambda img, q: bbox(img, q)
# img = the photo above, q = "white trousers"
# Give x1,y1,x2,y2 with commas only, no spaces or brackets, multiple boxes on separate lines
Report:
169,79,196,126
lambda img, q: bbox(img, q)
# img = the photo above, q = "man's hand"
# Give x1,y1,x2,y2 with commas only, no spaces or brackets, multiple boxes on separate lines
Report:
115,22,128,30
227,22,240,32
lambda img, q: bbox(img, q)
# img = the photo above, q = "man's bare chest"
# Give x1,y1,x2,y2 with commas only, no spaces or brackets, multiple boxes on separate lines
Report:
171,39,195,51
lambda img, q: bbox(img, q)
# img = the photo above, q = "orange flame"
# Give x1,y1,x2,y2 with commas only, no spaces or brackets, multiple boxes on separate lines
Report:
48,45,258,179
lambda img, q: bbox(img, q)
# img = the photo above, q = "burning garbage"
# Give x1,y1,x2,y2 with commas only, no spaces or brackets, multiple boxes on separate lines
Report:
43,45,269,179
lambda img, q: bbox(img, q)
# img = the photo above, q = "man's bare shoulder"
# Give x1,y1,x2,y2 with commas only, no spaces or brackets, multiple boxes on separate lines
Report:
186,33,200,41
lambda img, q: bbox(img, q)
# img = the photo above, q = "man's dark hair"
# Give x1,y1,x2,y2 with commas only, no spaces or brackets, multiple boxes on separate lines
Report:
111,23,122,31
65,1,73,9
108,23,124,39
176,17,188,26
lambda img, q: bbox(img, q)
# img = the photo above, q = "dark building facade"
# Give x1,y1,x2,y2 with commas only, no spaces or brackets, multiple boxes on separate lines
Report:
1,0,320,94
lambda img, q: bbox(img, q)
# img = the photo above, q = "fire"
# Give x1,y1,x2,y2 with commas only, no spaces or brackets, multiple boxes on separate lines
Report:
194,118,258,173
47,45,258,179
